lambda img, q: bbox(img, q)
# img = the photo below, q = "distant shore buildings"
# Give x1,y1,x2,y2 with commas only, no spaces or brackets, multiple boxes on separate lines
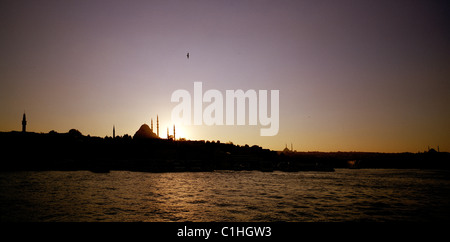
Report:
4,111,449,172
109,114,182,141
132,115,180,140
282,143,294,153
17,110,183,141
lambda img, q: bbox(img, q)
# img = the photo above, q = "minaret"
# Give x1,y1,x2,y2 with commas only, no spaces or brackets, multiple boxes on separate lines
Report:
167,127,169,139
22,113,27,132
173,124,176,141
151,118,153,131
157,115,159,137
113,125,115,138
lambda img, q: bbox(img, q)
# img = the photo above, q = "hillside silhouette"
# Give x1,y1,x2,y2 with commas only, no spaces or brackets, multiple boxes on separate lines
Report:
0,130,448,173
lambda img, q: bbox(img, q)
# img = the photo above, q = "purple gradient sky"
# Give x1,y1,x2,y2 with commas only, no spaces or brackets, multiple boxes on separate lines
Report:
1,0,449,152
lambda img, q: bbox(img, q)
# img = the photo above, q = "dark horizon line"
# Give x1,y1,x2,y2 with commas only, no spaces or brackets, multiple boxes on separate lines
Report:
1,129,447,155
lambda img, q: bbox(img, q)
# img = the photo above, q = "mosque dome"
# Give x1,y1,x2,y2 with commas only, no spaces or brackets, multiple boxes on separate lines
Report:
133,124,158,139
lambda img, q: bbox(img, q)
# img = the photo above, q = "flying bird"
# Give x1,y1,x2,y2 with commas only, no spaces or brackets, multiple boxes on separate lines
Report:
187,52,189,59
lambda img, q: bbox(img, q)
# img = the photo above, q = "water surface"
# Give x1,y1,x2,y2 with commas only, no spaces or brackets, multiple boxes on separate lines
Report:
1,169,449,222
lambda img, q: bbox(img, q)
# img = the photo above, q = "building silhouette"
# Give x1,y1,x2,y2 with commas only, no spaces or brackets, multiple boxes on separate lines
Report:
133,124,158,139
157,115,159,137
149,115,160,138
22,113,27,132
113,125,115,138
167,125,176,140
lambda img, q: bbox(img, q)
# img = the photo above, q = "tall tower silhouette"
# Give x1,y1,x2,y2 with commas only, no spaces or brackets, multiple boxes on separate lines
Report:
113,125,115,138
167,127,169,139
173,124,176,141
22,113,27,132
151,118,153,131
157,115,159,137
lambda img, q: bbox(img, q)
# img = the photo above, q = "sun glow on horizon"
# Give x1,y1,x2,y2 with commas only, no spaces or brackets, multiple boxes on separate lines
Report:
0,1,449,153
171,124,188,141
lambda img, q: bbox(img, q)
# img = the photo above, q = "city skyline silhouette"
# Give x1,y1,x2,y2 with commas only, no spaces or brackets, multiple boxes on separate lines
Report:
1,0,449,153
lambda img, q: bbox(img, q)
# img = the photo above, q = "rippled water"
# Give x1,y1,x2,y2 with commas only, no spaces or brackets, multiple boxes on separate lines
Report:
1,169,449,222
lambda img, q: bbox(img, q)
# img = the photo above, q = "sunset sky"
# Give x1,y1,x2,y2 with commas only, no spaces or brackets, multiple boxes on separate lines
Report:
1,0,449,152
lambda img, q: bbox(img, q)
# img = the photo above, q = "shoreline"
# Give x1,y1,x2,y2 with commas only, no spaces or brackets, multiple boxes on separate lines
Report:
1,131,449,172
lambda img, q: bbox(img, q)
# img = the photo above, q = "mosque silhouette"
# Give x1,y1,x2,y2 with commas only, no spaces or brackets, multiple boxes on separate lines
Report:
0,112,448,172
